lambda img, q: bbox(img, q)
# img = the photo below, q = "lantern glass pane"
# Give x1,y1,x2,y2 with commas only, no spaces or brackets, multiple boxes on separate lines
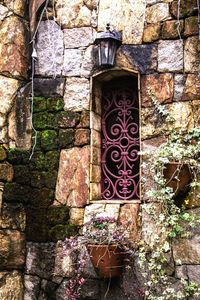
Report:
108,41,117,66
99,40,110,65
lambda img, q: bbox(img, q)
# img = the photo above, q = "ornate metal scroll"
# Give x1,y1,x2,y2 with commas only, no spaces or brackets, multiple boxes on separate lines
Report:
101,88,140,200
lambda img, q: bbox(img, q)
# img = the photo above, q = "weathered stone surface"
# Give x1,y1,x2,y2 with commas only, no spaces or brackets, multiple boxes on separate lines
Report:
187,265,200,291
4,0,25,16
175,265,187,279
120,44,157,74
56,0,92,28
184,17,199,37
0,75,20,115
74,129,90,146
158,40,183,72
146,3,170,23
63,27,93,48
0,146,6,161
38,279,58,300
26,242,56,279
173,208,200,264
90,164,101,183
64,77,90,111
173,74,187,101
0,114,6,128
80,279,100,299
0,4,11,22
57,111,80,128
184,36,200,73
0,16,29,79
141,73,174,107
143,23,160,43
24,275,40,300
8,83,32,150
58,129,74,148
41,130,58,151
91,129,101,148
119,204,140,241
84,204,105,224
0,203,26,231
90,182,101,200
78,244,97,278
98,0,146,44
146,0,173,4
0,271,23,300
170,0,197,18
0,127,7,143
63,49,82,76
34,78,65,98
91,111,101,131
0,230,25,268
35,21,64,76
81,45,94,78
55,146,90,207
182,74,200,100
0,163,13,181
192,100,200,126
91,146,101,165
78,111,90,128
162,20,184,39
69,208,84,225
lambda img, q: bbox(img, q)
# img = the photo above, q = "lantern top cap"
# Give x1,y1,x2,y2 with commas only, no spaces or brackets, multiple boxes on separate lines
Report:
94,23,122,45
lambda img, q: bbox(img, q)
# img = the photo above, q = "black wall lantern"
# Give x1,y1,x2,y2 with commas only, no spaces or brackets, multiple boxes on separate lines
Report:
94,24,122,67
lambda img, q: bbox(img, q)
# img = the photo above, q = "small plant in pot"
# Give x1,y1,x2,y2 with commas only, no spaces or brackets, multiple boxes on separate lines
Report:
83,215,132,278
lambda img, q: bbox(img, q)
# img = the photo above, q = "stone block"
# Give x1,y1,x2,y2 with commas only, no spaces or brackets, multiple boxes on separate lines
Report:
55,146,90,207
38,279,57,300
78,110,90,128
90,164,101,183
33,97,47,113
0,203,26,231
0,146,6,161
119,204,140,242
34,78,65,98
184,36,200,73
158,40,183,72
80,279,100,299
56,0,92,28
187,265,200,288
46,98,64,112
91,146,101,165
121,44,157,74
69,207,85,225
47,206,70,226
184,17,199,37
182,74,200,100
84,204,105,224
0,16,30,79
74,129,90,146
0,163,13,181
175,265,187,279
90,182,101,200
26,242,56,279
0,5,11,23
35,21,64,76
173,74,187,101
98,0,146,44
146,3,170,23
63,49,82,76
0,75,20,115
0,127,7,143
63,27,93,48
143,23,161,43
64,77,90,111
33,112,56,130
57,111,80,128
90,111,101,131
141,73,174,107
0,271,23,300
4,0,25,16
41,130,58,151
0,229,25,269
161,20,184,39
170,0,197,18
58,129,74,148
91,129,101,148
81,45,95,78
192,100,200,127
24,275,41,300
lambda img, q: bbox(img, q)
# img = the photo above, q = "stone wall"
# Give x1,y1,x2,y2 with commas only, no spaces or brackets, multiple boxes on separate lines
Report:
0,0,199,299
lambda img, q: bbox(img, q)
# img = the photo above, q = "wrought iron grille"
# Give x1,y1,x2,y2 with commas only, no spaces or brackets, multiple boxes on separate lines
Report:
101,84,140,200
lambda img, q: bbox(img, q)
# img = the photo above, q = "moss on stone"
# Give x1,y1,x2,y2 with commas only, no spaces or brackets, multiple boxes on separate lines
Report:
44,170,58,189
29,152,47,170
41,130,58,151
33,112,56,130
58,129,74,148
47,206,70,226
49,224,79,241
33,97,47,112
7,148,30,164
46,98,64,112
45,151,60,170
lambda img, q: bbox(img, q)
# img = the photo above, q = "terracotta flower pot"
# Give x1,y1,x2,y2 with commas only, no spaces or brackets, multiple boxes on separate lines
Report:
87,244,124,278
163,163,192,196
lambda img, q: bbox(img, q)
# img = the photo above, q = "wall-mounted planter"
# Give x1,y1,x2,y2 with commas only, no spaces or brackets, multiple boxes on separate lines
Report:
163,162,192,196
87,244,125,278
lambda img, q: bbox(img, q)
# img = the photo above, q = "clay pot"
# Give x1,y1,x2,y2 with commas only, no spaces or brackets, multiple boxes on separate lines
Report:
87,244,124,278
163,162,192,196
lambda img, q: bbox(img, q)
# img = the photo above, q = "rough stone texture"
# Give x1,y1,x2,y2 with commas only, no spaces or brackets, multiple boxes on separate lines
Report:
184,17,199,37
79,244,97,278
34,78,65,98
91,129,101,148
56,0,93,28
90,164,101,183
80,45,94,78
0,230,25,269
84,204,121,225
26,243,56,279
0,271,23,300
4,0,25,16
0,75,20,115
0,203,26,231
120,44,157,74
63,27,93,48
98,0,146,44
0,163,13,181
69,208,85,225
0,147,6,161
173,74,187,101
24,275,40,300
74,129,90,146
143,23,160,43
63,49,82,76
0,16,29,79
146,3,170,23
184,36,200,73
0,4,11,22
192,100,200,127
158,40,183,72
146,0,173,4
0,127,7,143
64,77,90,111
141,73,174,107
8,83,32,150
55,146,90,207
170,0,197,18
162,20,184,39
187,265,200,297
182,74,200,100
173,208,200,264
119,204,140,241
35,21,64,76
